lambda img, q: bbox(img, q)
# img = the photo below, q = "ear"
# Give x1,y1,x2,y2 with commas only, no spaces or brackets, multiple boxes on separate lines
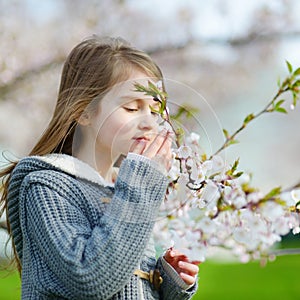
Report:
77,111,91,126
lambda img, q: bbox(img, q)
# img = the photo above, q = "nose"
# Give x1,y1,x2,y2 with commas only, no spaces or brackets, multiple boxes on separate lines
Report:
137,113,157,131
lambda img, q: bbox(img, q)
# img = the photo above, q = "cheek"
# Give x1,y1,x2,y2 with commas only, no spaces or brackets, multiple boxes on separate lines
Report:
99,113,135,140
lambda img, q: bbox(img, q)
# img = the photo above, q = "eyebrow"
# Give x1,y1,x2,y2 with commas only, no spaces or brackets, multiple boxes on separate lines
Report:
120,95,160,106
120,95,136,101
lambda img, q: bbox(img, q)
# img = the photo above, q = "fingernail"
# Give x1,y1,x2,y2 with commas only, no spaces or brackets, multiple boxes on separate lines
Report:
178,261,185,268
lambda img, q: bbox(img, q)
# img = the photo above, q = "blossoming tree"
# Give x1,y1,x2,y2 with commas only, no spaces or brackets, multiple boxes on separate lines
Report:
135,61,300,263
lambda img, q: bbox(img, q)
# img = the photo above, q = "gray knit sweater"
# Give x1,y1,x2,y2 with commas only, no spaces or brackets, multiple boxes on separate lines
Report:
7,153,197,299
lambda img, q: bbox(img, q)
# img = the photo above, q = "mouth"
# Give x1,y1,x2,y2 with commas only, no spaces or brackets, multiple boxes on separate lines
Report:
133,136,150,142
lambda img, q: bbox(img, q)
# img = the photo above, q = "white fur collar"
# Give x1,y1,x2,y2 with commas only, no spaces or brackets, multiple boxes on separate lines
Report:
35,154,114,187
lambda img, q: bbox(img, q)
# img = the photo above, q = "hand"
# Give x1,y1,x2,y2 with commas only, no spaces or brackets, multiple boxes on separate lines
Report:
164,248,200,286
130,130,173,171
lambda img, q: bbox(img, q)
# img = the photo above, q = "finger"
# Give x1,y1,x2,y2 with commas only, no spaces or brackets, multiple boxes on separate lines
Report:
157,133,172,155
164,251,185,268
129,139,147,154
156,142,172,166
157,134,173,158
158,134,173,168
191,261,202,265
168,249,188,260
170,248,184,256
143,130,169,158
164,248,188,263
163,249,176,263
179,272,197,286
178,261,199,276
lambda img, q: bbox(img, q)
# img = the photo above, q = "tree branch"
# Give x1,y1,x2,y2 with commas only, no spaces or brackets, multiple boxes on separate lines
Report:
0,56,65,99
1,30,300,101
147,30,300,53
269,248,300,256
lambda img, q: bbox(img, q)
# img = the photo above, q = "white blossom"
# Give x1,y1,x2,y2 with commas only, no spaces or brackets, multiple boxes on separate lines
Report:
153,132,300,262
247,191,263,203
196,216,217,235
259,201,285,222
291,189,300,202
271,216,291,235
212,155,225,170
186,132,200,144
200,180,220,210
293,227,300,234
280,191,296,206
177,145,192,159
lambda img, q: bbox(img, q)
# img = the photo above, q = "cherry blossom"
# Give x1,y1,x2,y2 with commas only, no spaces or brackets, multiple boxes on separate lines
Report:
135,63,300,263
152,131,300,262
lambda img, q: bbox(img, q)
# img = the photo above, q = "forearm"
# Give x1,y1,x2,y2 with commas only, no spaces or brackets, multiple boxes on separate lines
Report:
22,156,169,298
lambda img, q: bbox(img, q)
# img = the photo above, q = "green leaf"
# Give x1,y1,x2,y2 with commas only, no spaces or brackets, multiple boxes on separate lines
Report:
272,99,287,113
263,186,282,200
167,214,175,220
293,80,300,87
243,113,255,125
134,81,168,100
149,105,160,114
227,139,239,146
171,105,199,121
134,83,155,97
234,171,244,178
293,92,298,106
185,106,199,118
286,60,293,74
134,81,170,120
274,99,285,109
148,80,158,91
277,77,281,87
226,158,240,176
275,107,287,114
293,67,300,76
208,171,221,179
223,128,230,139
281,78,289,89
175,127,184,137
231,158,240,172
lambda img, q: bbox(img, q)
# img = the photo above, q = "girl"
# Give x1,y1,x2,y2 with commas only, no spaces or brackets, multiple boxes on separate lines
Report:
0,36,199,299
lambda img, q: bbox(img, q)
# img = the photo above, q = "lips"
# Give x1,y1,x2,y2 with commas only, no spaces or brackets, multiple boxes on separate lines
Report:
133,136,150,142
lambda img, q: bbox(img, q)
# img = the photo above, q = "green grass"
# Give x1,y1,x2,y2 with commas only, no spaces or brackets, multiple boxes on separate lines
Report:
193,254,300,300
0,271,20,299
0,253,299,299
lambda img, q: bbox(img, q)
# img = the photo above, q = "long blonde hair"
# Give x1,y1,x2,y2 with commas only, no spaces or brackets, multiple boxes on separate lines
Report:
0,36,164,273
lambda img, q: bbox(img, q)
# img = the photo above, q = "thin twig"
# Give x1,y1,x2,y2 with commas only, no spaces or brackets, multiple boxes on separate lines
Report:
269,248,300,256
210,87,290,159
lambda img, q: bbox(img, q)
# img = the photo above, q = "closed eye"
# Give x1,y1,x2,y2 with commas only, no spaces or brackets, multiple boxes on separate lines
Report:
123,107,138,112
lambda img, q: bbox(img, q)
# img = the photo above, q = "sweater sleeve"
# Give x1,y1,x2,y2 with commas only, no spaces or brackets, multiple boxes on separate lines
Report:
20,156,169,299
156,257,198,299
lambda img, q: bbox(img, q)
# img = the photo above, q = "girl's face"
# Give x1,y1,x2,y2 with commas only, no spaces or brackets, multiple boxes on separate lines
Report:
85,70,161,162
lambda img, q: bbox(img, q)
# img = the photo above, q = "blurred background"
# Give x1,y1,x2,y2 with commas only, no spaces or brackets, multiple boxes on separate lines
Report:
0,0,300,299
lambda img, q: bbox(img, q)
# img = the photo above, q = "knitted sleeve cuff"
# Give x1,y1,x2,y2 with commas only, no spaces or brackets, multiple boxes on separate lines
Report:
127,152,168,176
116,153,169,199
105,153,169,223
161,256,194,290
